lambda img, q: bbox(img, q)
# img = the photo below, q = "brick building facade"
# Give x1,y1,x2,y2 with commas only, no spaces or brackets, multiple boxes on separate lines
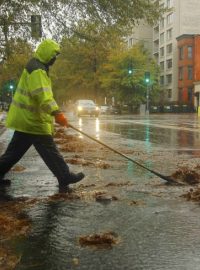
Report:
177,34,200,109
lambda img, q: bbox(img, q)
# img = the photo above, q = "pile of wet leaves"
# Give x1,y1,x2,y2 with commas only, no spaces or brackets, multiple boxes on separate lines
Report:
54,128,89,153
54,127,111,157
170,166,200,185
78,231,120,249
105,181,133,187
181,188,200,202
0,246,21,270
54,128,113,170
64,156,111,169
47,188,119,203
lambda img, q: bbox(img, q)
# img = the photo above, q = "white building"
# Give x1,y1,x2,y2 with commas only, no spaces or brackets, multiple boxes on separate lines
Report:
153,0,200,102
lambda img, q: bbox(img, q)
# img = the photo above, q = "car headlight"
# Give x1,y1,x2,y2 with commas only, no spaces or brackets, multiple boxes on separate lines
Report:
78,106,82,111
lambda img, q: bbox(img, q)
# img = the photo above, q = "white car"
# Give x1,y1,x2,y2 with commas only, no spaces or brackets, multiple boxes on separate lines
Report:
74,99,100,117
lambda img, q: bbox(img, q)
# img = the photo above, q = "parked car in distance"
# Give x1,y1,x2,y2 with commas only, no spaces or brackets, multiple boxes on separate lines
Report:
74,99,100,117
107,105,121,114
100,105,109,114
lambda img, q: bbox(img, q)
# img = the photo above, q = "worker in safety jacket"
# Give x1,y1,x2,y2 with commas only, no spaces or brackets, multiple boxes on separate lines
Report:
0,39,84,192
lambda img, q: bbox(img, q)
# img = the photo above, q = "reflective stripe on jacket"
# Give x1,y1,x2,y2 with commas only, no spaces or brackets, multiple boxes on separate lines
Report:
6,39,60,135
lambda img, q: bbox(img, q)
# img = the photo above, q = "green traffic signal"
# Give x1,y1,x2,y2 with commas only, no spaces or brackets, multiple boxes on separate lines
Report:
128,62,133,75
9,84,14,90
128,69,133,74
144,71,150,84
2,80,16,95
7,80,16,92
1,80,16,103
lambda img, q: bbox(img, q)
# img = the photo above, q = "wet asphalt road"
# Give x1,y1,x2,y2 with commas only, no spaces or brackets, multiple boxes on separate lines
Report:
1,112,200,270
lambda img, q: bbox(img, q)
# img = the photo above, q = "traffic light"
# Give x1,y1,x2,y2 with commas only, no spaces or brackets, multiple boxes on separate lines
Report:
4,80,16,95
9,82,14,90
144,71,150,84
7,80,16,92
1,80,16,103
128,62,133,75
31,15,42,39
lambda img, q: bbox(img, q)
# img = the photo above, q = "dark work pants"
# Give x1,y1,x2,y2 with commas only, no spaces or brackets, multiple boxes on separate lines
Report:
0,131,70,185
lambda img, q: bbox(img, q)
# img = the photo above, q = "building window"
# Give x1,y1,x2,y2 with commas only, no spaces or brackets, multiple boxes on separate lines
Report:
167,59,172,69
167,89,172,98
166,28,172,40
167,13,173,25
179,67,183,80
160,76,164,85
188,87,193,103
188,46,193,59
160,47,164,57
160,18,164,29
160,61,164,71
167,0,172,8
179,47,184,60
166,43,172,54
128,38,136,47
188,66,193,80
160,33,164,44
166,74,172,84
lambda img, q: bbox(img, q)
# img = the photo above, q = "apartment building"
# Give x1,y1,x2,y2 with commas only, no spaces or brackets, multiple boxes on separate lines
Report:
153,0,200,103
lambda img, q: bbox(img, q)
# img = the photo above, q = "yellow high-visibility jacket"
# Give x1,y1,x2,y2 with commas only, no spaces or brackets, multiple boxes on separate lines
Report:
6,39,60,135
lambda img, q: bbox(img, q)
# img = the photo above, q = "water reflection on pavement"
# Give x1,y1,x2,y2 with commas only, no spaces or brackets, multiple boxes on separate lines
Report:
1,113,200,270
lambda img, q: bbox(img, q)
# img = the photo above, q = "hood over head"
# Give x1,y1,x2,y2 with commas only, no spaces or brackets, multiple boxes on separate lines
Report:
34,39,60,64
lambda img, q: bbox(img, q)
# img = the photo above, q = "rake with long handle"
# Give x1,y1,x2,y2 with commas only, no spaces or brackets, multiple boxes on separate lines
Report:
69,124,179,185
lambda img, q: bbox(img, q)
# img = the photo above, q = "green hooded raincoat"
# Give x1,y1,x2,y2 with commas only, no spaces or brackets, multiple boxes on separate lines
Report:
6,39,60,135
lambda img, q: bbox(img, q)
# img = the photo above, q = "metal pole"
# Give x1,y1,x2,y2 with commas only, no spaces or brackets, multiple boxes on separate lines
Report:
146,84,149,115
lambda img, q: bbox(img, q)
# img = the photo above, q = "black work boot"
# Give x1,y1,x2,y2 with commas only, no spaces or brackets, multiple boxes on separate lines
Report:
67,172,85,184
59,172,85,193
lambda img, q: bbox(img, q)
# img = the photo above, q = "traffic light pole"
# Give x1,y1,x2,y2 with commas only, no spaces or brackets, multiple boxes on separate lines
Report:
146,84,150,115
127,68,151,115
144,71,150,115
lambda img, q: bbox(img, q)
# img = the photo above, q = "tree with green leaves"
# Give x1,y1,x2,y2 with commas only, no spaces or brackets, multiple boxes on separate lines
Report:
51,21,160,106
0,39,33,80
0,39,33,101
51,21,124,104
99,43,160,106
0,0,167,58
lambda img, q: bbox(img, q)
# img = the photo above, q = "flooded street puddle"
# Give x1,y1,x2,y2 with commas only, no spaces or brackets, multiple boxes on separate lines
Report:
1,114,200,269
